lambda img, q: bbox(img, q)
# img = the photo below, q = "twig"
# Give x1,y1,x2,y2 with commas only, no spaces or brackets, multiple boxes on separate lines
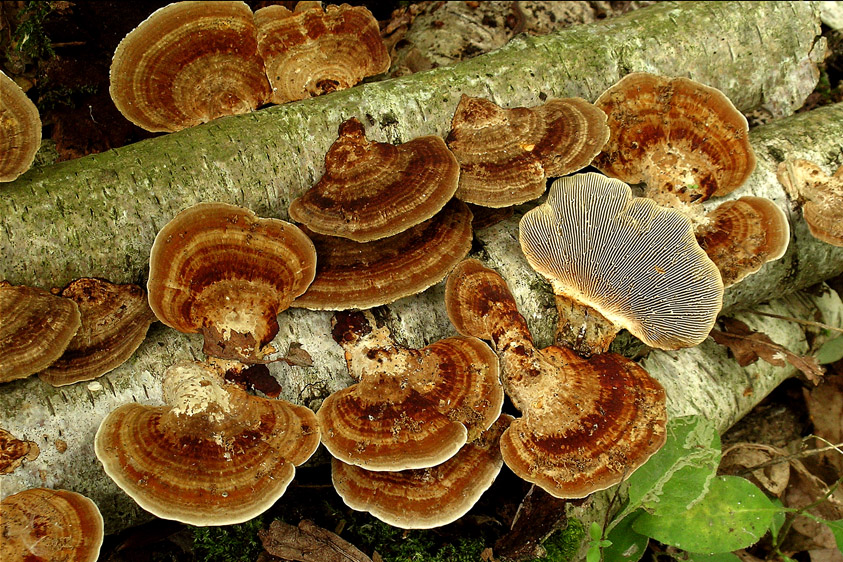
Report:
744,310,843,334
729,437,843,477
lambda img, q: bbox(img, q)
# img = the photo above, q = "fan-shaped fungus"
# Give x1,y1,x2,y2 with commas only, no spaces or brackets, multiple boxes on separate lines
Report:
288,118,459,242
147,202,316,362
110,1,272,132
0,70,41,182
446,95,609,208
95,361,319,526
777,158,843,247
519,172,723,356
593,72,755,208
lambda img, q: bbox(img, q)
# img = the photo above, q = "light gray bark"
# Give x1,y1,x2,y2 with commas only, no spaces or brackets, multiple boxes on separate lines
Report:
0,0,838,536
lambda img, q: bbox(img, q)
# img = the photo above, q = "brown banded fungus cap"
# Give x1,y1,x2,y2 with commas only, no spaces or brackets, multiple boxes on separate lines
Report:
0,488,103,562
293,199,472,310
110,1,272,133
332,414,512,529
777,159,843,247
593,72,756,207
95,360,320,526
255,3,390,104
0,282,81,383
317,310,503,471
148,202,316,362
446,95,609,208
0,70,41,182
39,278,157,386
696,197,790,287
445,260,667,498
519,172,724,356
288,118,460,242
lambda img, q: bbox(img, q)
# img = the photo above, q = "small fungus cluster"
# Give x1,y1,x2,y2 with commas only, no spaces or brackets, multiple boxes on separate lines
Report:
777,158,843,247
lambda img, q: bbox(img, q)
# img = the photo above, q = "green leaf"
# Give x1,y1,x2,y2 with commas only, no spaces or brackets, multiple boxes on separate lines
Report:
612,415,721,527
631,476,778,553
603,510,649,562
815,335,843,364
586,545,601,562
589,522,603,541
805,516,843,552
769,498,786,543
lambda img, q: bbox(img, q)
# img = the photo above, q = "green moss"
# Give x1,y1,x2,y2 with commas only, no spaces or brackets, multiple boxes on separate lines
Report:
7,1,55,64
191,516,266,562
529,519,587,562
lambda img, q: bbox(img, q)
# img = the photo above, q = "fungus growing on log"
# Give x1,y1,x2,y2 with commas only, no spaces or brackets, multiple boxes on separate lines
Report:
109,1,272,132
0,70,41,182
95,361,319,526
0,428,40,475
288,118,459,242
593,72,755,208
293,199,472,310
0,282,81,383
255,3,389,104
519,172,723,356
332,414,512,529
38,278,157,386
147,202,316,363
0,488,103,562
317,310,503,471
777,158,843,247
696,196,790,286
446,95,609,208
445,259,667,498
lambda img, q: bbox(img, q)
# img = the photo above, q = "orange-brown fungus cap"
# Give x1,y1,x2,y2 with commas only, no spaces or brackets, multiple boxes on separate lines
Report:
0,488,103,562
288,118,460,242
317,311,503,471
696,197,790,286
293,199,472,310
499,345,666,498
95,361,320,526
148,202,316,362
332,414,512,529
38,278,157,386
0,282,81,383
110,1,272,133
593,72,755,205
520,172,723,354
777,159,843,247
0,428,40,475
254,3,389,104
446,95,609,208
0,70,41,182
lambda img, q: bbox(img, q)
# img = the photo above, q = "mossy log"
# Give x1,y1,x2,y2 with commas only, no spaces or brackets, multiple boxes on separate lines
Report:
1,0,840,537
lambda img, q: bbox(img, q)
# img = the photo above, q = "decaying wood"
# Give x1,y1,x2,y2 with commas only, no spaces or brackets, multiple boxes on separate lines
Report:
0,1,839,539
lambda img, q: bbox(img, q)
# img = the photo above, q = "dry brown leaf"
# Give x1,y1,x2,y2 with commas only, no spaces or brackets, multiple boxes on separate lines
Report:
710,318,825,384
720,443,791,497
259,519,373,562
802,372,843,475
780,457,843,555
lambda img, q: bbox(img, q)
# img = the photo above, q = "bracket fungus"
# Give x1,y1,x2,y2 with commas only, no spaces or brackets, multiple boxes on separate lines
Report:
288,118,460,242
317,310,503,471
332,414,512,529
148,202,316,363
593,72,755,208
0,282,81,383
1,487,104,562
445,259,667,498
0,428,40,475
777,159,843,247
696,197,790,286
38,278,157,386
519,172,724,356
95,360,319,526
255,2,390,104
446,95,609,208
0,70,41,182
109,1,272,132
293,199,472,310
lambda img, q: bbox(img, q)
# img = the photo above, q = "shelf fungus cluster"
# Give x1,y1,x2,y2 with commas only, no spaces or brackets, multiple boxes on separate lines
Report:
1,487,104,562
0,278,154,386
318,310,506,527
0,70,41,183
290,118,472,310
777,158,843,247
95,361,319,526
446,94,610,208
445,259,667,498
110,1,389,132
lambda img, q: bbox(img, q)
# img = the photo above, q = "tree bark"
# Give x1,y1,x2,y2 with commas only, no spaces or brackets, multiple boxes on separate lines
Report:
0,0,838,536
